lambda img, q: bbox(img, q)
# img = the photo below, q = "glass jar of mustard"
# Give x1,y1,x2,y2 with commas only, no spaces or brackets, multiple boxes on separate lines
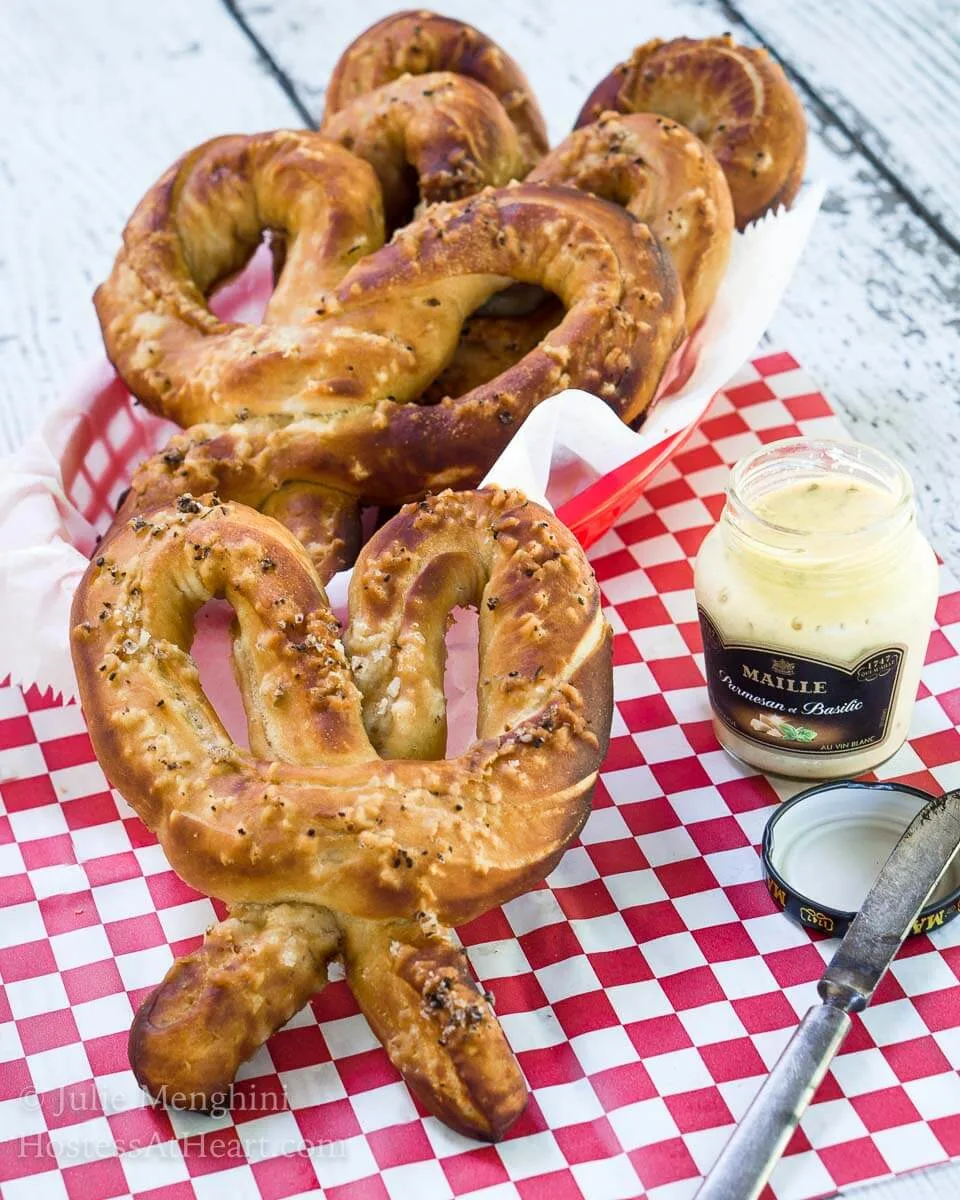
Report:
694,438,938,779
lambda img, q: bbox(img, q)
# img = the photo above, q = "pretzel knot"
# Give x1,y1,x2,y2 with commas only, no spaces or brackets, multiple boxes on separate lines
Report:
71,487,613,1139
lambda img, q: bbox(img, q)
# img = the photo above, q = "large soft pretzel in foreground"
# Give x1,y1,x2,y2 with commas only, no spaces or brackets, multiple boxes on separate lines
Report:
71,488,613,1138
577,35,806,229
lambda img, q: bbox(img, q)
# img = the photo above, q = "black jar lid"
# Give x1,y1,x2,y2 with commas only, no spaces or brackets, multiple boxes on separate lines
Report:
761,781,960,939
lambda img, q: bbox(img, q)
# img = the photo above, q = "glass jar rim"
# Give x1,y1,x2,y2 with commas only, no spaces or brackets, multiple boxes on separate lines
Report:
726,437,914,546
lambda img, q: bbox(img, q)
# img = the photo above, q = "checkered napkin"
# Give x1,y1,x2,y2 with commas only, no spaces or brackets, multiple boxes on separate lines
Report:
2,351,960,1200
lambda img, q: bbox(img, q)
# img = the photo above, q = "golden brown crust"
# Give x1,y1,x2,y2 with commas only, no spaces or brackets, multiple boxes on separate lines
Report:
103,183,683,534
130,903,340,1109
530,112,734,330
323,9,548,168
136,905,527,1137
342,916,527,1140
95,118,681,573
419,298,565,405
72,487,611,1139
71,488,612,924
259,482,361,585
575,35,807,229
322,71,526,230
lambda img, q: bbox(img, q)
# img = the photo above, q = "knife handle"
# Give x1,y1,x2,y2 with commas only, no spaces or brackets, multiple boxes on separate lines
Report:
695,1003,851,1200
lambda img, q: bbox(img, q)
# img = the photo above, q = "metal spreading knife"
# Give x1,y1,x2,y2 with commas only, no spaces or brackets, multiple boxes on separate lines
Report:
696,788,960,1200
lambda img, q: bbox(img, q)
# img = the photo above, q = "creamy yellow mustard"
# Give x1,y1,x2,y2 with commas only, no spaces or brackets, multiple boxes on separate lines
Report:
695,448,938,779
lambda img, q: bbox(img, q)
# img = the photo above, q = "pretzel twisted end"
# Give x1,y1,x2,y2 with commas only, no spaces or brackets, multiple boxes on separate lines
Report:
129,903,340,1109
341,915,528,1139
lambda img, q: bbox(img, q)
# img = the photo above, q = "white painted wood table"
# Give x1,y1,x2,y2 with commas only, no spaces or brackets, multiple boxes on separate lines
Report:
1,2,958,1197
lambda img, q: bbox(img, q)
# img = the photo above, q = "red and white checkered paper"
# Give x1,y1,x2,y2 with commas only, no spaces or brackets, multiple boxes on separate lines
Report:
2,350,960,1200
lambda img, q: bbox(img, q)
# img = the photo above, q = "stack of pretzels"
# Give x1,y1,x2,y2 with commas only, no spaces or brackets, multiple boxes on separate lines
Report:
73,10,807,1141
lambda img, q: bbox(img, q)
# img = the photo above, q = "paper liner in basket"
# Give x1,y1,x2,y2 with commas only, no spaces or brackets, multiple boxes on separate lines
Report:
0,185,823,701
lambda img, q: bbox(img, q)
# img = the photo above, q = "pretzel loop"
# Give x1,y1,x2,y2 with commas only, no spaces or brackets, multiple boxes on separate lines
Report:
322,71,526,229
323,9,549,166
530,111,734,331
95,131,387,422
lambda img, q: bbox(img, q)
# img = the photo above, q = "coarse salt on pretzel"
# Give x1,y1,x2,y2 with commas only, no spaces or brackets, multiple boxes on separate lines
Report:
72,489,612,919
531,111,734,331
317,10,548,411
97,130,386,347
93,130,387,418
576,35,807,229
70,487,613,1138
324,9,548,169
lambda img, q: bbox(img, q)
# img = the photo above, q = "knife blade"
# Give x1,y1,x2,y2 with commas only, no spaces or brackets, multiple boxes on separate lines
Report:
696,788,960,1200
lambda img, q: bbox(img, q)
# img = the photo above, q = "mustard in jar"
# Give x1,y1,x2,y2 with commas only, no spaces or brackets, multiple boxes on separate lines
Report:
694,438,938,779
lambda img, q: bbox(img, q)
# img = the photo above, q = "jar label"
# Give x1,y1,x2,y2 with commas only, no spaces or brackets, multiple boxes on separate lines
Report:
698,607,905,755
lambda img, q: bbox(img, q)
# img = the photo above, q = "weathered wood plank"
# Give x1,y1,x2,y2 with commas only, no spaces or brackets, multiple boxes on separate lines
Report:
235,0,960,572
0,0,299,449
765,105,960,578
729,0,960,246
231,0,739,141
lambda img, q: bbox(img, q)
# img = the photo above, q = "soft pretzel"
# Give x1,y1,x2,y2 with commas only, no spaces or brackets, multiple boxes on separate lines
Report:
93,130,385,423
322,71,526,230
530,112,734,330
319,11,549,406
576,35,806,228
324,9,548,169
101,182,684,562
71,487,613,1138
